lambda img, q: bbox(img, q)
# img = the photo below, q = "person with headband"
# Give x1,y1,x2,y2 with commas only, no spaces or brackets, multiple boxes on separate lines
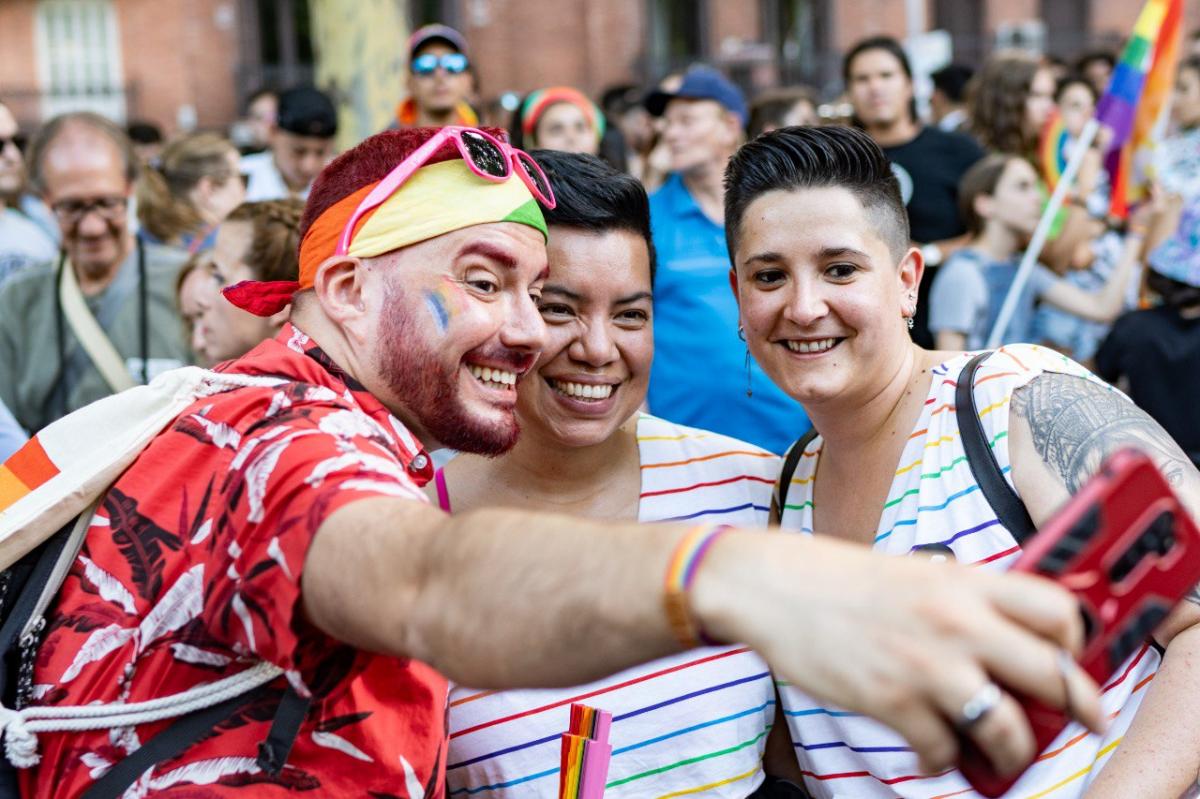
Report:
515,86,605,156
13,126,1104,796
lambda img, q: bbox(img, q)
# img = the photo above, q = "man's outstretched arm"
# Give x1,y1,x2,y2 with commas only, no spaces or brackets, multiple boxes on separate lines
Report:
303,498,1105,778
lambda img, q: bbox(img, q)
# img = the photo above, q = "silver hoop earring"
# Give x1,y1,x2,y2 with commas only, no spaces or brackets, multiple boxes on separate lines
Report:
737,324,746,342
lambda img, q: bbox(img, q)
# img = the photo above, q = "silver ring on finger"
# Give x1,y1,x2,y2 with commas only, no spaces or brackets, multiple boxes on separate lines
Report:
955,682,1002,732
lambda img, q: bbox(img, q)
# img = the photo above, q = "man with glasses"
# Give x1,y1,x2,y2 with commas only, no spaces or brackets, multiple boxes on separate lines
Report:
8,126,1105,796
0,99,57,287
396,24,478,128
0,112,188,432
242,86,338,203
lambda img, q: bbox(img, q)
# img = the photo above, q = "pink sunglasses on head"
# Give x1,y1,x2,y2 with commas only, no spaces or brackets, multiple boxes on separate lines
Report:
336,126,556,256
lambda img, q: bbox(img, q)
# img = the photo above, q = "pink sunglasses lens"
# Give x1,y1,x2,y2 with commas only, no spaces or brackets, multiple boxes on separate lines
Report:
460,130,509,178
513,150,555,206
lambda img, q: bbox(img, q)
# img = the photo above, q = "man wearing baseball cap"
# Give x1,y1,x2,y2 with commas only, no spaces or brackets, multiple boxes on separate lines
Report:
242,85,338,202
397,23,478,128
643,64,810,454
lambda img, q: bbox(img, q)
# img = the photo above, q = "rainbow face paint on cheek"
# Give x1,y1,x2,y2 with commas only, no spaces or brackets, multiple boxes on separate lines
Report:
424,280,470,334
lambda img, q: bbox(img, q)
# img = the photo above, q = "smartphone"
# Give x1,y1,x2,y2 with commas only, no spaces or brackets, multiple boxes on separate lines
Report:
959,448,1200,797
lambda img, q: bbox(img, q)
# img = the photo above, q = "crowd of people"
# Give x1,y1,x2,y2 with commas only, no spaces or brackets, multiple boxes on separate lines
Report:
0,19,1199,799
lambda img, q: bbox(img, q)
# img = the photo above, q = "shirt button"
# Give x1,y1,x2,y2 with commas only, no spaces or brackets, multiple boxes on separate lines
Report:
410,454,429,471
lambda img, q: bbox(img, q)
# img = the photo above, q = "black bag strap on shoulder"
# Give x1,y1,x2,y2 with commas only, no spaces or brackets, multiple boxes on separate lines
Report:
772,428,819,524
82,685,311,799
955,351,1037,544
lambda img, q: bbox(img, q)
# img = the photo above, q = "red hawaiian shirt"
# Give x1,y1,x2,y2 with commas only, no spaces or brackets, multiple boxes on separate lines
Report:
23,324,448,797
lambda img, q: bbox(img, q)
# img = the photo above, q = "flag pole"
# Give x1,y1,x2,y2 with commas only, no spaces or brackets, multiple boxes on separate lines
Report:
985,117,1100,348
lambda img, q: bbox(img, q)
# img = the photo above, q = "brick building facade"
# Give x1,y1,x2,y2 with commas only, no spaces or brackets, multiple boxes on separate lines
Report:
0,0,1196,135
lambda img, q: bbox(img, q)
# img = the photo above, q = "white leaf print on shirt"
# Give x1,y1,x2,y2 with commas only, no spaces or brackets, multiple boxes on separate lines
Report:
243,430,320,523
266,537,293,581
137,564,204,653
304,451,407,488
186,413,242,450
144,756,262,791
80,752,112,779
60,625,137,683
339,479,423,500
312,730,374,762
400,754,424,798
317,409,391,441
231,593,257,652
169,643,231,668
190,518,213,545
79,556,137,615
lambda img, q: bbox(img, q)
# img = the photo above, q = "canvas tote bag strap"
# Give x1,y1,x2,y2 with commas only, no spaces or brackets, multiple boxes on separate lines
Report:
59,260,137,394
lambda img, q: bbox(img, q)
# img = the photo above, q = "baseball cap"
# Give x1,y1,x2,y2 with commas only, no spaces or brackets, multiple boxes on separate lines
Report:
409,24,469,58
644,65,748,125
276,87,337,139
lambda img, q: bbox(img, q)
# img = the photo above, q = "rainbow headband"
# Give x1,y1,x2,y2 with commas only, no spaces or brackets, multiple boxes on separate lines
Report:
521,87,606,143
223,158,548,316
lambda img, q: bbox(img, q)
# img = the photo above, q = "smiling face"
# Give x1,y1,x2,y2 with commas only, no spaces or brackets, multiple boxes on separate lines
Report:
517,227,653,448
731,185,920,408
366,222,548,455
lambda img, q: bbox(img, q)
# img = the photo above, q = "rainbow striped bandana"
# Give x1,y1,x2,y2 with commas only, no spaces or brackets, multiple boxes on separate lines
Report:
226,158,548,317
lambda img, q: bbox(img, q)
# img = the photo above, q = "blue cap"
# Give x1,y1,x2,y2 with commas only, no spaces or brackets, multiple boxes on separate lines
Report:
644,65,748,125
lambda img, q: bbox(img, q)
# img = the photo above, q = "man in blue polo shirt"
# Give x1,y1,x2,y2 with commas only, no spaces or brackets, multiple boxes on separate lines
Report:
644,65,808,453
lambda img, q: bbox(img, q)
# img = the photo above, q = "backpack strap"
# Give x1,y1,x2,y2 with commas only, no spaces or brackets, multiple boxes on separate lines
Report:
771,428,819,525
256,686,312,776
954,352,1037,544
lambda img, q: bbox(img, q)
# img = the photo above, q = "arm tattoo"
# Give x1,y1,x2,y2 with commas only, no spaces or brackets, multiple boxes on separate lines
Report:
1013,373,1200,609
1011,373,1191,494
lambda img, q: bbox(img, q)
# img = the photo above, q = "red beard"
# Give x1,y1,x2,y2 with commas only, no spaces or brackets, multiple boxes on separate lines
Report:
376,282,531,456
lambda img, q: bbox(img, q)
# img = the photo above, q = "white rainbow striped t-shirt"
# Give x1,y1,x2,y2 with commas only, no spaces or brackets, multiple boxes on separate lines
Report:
777,345,1161,799
445,414,781,798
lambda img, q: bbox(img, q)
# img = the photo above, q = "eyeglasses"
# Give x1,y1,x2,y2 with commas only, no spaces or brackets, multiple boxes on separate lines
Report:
0,134,25,153
336,126,555,256
50,196,128,225
411,52,470,76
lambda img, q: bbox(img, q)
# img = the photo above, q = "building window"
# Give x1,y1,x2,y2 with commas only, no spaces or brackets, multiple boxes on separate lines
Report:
35,0,126,121
411,0,459,30
762,0,831,89
236,0,315,104
649,0,708,77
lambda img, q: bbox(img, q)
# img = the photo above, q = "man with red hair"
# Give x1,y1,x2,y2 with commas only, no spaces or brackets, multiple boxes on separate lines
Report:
9,128,1104,796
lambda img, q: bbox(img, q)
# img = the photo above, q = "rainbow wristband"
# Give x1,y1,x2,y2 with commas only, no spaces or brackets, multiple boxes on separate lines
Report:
663,524,733,648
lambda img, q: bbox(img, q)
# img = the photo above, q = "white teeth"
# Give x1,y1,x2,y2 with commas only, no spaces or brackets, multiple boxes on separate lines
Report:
468,364,517,389
785,338,838,354
550,380,614,401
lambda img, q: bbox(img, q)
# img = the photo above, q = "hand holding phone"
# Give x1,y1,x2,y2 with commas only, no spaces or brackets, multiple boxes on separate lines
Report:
959,448,1200,797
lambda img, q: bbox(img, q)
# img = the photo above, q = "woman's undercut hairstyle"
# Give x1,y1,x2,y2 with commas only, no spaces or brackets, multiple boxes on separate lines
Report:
723,125,909,264
529,149,656,282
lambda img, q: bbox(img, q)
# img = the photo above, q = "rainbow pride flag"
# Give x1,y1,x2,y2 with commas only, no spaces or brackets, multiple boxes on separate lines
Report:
1095,0,1183,218
558,703,612,799
1038,110,1070,192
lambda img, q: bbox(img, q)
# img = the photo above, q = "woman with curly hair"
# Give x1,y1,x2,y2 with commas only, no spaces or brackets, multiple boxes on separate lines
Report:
193,198,303,364
967,52,1102,274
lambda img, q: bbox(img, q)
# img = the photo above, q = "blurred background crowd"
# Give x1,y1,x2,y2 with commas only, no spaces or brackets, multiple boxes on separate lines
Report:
1,0,1199,463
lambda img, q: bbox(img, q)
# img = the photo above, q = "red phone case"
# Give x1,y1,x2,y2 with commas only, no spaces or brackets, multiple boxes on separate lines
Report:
958,448,1200,797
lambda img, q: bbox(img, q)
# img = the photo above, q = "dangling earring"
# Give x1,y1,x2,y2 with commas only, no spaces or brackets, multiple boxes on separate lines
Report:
739,325,753,398
906,316,915,331
744,348,753,398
